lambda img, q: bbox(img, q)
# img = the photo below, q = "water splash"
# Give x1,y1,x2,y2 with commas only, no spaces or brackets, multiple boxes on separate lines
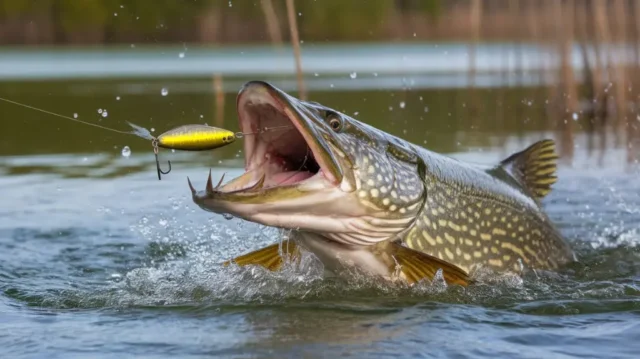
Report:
121,146,131,157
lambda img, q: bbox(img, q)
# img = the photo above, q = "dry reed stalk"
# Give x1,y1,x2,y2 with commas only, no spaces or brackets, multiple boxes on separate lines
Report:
511,0,527,146
213,74,224,126
543,0,561,132
629,0,640,166
593,0,617,150
575,0,596,156
556,0,577,164
468,0,481,90
467,0,482,129
285,0,306,101
526,0,549,141
260,0,283,46
612,0,629,154
585,0,608,166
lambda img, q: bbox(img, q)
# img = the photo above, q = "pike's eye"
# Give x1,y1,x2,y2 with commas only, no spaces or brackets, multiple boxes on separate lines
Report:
327,113,343,132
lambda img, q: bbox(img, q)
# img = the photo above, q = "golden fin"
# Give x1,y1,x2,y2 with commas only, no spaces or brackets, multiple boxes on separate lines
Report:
389,243,470,286
222,240,299,271
499,139,559,199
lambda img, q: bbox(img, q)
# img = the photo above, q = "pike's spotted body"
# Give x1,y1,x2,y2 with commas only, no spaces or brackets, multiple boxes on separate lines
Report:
189,81,575,286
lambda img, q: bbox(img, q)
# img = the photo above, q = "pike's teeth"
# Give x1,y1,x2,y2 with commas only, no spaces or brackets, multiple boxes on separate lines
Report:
246,173,266,192
215,173,226,189
206,169,215,194
187,176,196,195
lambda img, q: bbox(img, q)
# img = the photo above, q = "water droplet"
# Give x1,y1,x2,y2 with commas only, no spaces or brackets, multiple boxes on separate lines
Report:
424,106,429,113
235,132,244,139
373,72,378,77
330,84,334,88
228,1,232,7
298,12,302,16
102,111,108,118
159,219,168,227
116,96,121,101
349,72,357,79
114,12,118,17
179,52,185,58
572,112,579,121
121,146,131,157
354,111,359,116
399,101,406,109
388,106,393,111
150,128,155,133
200,114,204,118
161,88,169,96
98,108,103,114
73,113,78,118
314,73,319,77
222,213,234,220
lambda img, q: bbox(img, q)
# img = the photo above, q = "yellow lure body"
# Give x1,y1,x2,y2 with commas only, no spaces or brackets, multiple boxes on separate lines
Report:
156,124,237,151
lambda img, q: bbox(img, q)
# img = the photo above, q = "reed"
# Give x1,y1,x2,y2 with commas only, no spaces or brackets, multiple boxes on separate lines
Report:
285,0,306,101
213,74,224,126
260,0,283,47
464,0,640,163
466,0,482,127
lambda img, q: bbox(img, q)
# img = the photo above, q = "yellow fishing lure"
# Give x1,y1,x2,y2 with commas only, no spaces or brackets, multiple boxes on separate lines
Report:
156,124,237,151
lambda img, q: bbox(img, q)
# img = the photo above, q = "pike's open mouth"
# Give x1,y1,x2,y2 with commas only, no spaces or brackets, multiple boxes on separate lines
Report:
189,82,339,200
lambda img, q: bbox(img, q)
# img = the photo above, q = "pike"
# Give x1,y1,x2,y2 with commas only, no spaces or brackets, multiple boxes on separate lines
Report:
188,81,576,287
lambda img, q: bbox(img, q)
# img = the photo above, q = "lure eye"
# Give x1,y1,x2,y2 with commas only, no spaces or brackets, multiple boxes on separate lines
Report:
327,113,343,132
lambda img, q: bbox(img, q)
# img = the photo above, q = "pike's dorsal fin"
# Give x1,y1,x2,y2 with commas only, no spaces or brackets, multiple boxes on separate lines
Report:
499,139,559,199
222,240,299,271
390,243,470,286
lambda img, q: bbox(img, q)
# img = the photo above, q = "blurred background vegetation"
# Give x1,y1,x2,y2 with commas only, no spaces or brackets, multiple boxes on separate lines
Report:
0,0,440,45
3,0,634,45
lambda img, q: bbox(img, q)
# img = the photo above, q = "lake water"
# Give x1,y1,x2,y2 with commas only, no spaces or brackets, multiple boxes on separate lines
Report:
1,44,640,358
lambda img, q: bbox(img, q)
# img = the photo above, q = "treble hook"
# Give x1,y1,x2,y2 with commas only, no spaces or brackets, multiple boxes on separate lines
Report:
152,139,172,180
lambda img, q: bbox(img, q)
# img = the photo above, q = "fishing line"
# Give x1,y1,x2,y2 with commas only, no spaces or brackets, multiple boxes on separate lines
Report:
0,96,292,140
0,96,294,180
0,97,135,136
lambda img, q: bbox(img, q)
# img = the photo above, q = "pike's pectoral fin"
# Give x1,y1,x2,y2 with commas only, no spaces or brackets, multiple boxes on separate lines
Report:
222,240,300,271
499,139,559,199
389,243,470,286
